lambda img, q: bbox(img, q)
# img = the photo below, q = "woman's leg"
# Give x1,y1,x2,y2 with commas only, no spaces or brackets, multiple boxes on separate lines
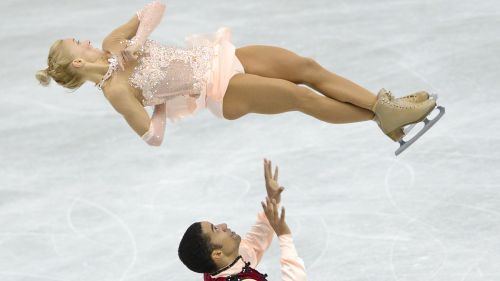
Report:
236,45,377,110
222,73,374,123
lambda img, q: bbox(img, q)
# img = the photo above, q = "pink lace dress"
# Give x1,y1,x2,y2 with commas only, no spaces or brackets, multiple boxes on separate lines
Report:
98,1,244,145
130,27,245,121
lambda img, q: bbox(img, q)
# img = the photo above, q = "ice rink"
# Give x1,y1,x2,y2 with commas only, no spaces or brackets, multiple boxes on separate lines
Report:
1,0,499,280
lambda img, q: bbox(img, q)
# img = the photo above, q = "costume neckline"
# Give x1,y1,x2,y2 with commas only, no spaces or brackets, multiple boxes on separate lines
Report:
97,54,119,90
210,256,242,276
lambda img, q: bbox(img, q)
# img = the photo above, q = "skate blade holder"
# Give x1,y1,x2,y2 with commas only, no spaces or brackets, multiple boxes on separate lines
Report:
395,106,445,156
402,93,439,135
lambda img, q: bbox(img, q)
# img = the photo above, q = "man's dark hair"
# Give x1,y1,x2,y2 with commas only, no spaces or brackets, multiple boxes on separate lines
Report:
178,222,219,273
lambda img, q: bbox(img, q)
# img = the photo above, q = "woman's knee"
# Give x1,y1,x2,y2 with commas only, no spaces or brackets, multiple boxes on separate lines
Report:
301,57,320,69
296,57,323,84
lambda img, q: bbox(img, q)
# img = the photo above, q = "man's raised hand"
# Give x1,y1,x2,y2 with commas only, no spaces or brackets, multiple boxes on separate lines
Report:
261,197,290,236
264,158,285,204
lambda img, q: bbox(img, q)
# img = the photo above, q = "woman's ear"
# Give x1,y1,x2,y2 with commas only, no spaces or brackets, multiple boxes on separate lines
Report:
71,58,85,68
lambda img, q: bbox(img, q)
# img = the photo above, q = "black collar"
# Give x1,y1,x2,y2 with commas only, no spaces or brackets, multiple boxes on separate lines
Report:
210,256,242,276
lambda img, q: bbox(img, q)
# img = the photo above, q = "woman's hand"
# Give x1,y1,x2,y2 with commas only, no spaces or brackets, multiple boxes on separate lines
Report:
261,197,291,236
120,41,143,65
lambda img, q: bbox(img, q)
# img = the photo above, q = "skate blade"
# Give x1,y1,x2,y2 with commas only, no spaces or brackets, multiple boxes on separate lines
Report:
395,106,445,156
402,94,439,135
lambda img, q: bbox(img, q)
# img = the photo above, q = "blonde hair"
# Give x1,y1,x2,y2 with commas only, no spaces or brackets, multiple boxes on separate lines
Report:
35,40,85,90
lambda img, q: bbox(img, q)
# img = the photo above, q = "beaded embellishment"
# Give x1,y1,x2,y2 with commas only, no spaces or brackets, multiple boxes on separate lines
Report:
97,55,119,90
129,39,214,106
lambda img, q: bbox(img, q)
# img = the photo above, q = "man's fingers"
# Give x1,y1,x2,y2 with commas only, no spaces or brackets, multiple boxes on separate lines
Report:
280,206,286,223
272,199,278,219
263,198,270,210
268,197,277,217
266,160,271,180
262,201,273,220
264,159,269,180
274,166,279,181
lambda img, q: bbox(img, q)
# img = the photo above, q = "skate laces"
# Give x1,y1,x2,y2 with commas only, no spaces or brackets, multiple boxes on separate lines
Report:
382,90,416,110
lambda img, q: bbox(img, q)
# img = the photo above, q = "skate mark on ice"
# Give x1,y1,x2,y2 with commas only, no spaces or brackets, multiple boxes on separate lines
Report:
0,271,65,281
384,161,448,281
67,197,138,281
15,99,112,117
388,220,447,281
300,215,330,271
460,260,485,281
0,231,65,259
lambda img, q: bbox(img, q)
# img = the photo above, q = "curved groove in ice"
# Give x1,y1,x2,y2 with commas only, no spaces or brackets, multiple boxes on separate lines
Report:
66,197,138,281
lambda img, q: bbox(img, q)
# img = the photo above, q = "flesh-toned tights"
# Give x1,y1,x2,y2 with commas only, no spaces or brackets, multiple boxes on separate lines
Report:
223,45,376,123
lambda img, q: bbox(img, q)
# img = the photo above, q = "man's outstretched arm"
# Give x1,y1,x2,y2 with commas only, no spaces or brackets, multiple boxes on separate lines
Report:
239,159,285,266
261,198,308,281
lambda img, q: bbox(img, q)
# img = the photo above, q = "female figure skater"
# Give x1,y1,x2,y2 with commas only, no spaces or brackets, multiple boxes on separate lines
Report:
35,1,440,153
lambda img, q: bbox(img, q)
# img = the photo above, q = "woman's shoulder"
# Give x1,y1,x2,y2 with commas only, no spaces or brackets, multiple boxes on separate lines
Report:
102,82,129,101
103,80,144,108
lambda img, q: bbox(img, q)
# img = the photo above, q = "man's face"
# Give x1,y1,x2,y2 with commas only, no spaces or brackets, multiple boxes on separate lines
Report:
200,221,241,258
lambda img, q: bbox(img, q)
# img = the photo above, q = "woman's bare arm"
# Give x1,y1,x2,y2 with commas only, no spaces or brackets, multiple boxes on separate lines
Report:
102,15,140,52
102,1,165,52
106,87,150,137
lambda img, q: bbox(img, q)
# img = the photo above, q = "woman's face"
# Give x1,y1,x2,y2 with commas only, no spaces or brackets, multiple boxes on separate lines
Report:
62,38,104,63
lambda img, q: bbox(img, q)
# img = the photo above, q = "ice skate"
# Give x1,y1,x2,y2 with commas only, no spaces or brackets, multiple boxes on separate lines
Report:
372,88,437,142
394,103,445,156
393,91,439,135
383,91,435,136
393,91,430,103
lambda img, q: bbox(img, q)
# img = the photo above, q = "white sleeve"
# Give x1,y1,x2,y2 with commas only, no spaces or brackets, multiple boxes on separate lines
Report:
279,234,308,281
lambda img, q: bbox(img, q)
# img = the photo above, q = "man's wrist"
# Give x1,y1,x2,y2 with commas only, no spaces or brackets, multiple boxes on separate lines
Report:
277,230,291,236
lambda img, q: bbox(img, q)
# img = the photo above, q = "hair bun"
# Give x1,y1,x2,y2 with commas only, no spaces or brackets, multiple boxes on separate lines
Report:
35,69,51,86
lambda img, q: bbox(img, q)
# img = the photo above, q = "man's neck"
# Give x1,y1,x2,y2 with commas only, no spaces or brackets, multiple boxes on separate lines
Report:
213,255,242,275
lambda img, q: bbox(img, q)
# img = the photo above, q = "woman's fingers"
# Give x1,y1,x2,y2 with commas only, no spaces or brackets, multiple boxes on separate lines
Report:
119,49,137,65
117,56,125,71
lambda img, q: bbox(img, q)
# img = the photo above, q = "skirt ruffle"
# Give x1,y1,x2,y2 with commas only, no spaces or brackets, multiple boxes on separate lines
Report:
186,27,243,118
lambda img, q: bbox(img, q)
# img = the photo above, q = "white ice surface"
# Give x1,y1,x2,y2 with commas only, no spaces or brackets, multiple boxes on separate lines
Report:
1,0,500,280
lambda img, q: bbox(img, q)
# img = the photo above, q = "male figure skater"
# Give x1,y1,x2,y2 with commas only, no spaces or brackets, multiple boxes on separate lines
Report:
178,159,307,281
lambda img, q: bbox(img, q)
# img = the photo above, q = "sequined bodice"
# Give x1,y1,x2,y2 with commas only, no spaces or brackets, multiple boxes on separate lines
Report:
129,40,214,106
